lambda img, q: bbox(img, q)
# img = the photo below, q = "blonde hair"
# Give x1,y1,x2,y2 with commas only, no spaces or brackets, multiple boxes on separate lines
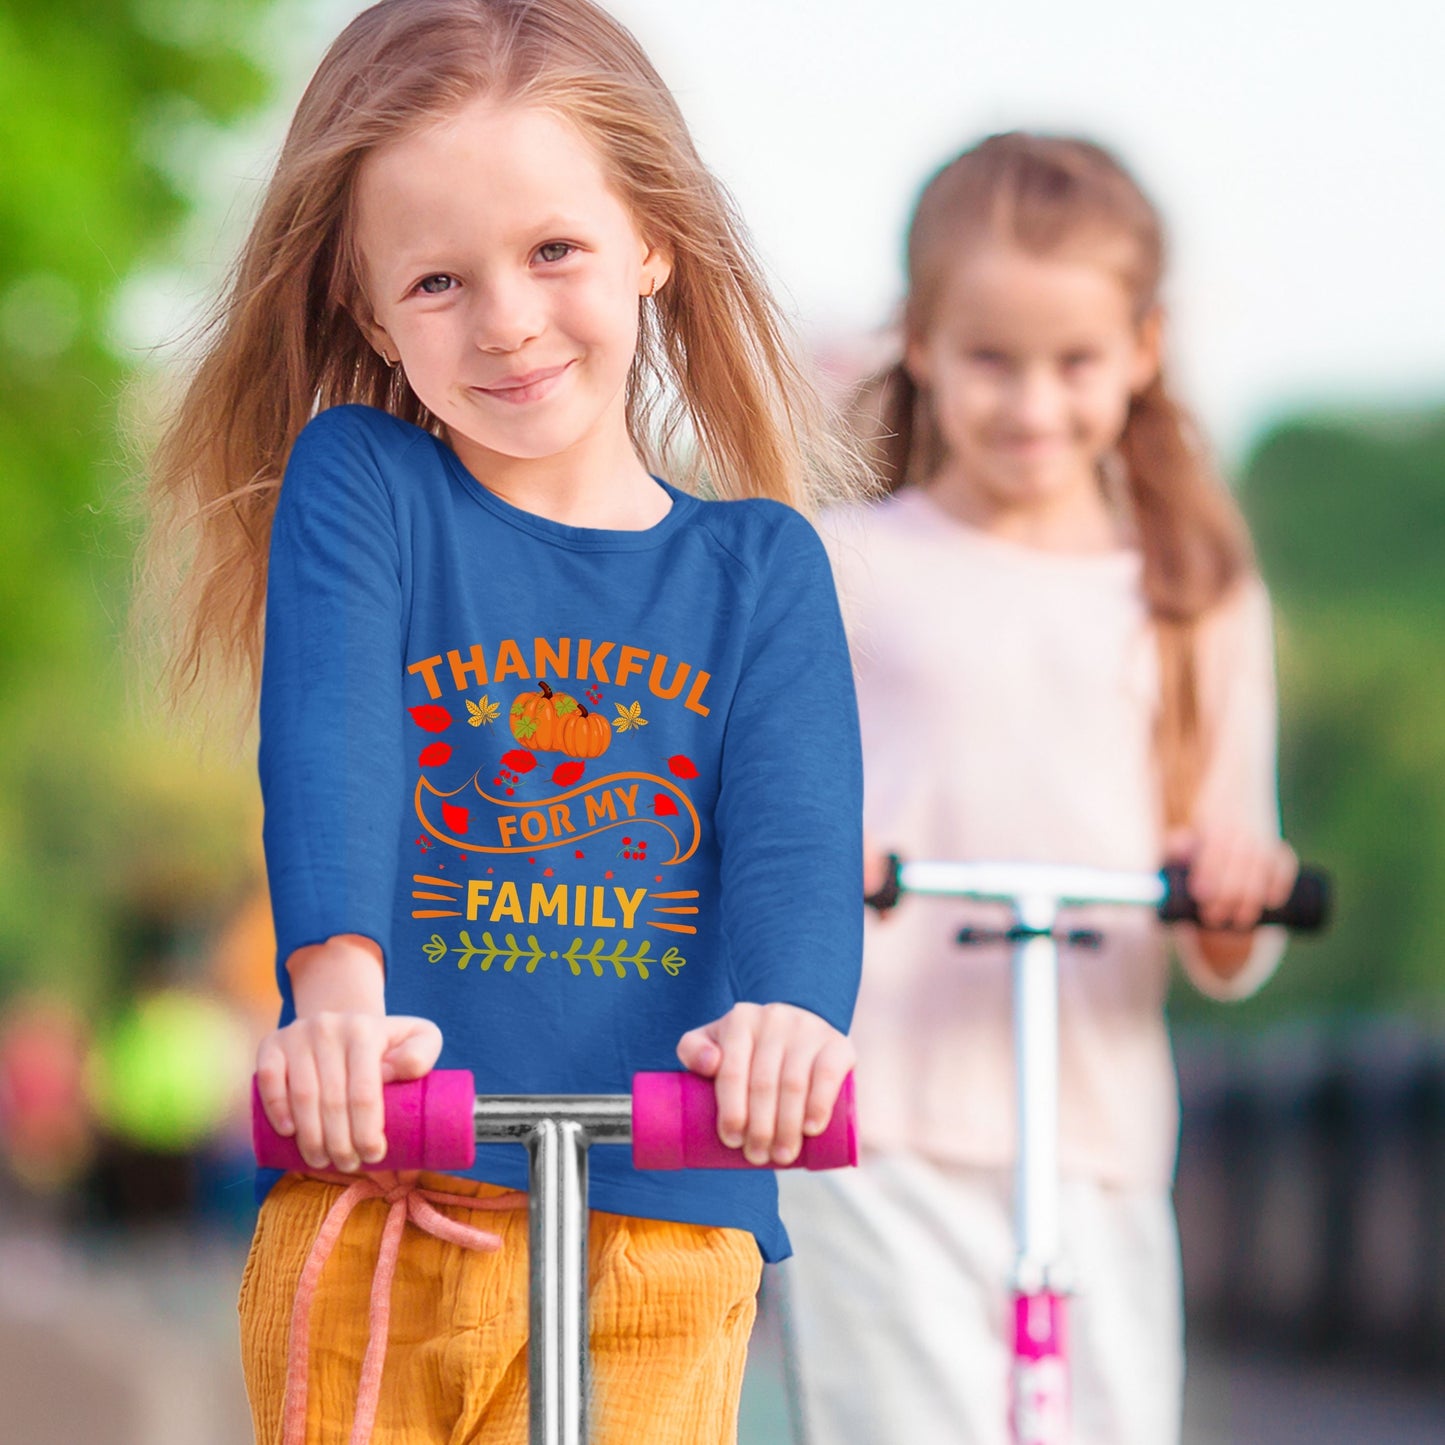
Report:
862,132,1255,826
139,0,867,733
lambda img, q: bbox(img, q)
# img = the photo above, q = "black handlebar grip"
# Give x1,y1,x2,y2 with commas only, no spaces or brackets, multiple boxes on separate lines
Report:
863,852,903,914
1160,863,1332,932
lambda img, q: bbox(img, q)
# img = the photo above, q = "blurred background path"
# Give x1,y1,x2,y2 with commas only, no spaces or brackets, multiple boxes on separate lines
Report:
4,1212,1444,1445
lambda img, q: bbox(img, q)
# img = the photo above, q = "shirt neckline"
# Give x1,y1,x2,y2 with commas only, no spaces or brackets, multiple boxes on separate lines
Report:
433,433,697,552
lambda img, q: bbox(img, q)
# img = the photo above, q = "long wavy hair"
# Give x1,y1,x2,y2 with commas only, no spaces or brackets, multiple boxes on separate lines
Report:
137,0,869,738
861,132,1255,827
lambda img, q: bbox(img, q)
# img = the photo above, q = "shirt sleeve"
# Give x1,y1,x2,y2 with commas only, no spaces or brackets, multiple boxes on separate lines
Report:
258,409,406,1009
713,508,865,1033
1173,576,1289,1001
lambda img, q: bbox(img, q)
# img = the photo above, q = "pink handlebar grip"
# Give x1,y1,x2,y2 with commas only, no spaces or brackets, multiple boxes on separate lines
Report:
250,1069,477,1172
631,1070,857,1170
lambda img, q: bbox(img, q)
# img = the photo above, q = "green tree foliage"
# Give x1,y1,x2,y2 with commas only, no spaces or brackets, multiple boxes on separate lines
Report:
1174,405,1445,1022
0,1,272,1003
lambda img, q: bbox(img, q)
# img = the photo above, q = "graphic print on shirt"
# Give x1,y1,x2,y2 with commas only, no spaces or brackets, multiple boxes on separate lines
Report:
404,635,713,983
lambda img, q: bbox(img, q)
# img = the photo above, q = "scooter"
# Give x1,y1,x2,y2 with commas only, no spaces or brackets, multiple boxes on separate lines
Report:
253,1066,858,1445
861,857,1330,1445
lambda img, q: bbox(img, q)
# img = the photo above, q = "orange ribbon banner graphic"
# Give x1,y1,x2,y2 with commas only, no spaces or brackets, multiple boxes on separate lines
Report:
414,770,701,864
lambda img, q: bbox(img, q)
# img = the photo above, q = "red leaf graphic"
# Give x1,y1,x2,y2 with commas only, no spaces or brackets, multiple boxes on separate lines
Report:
418,743,452,767
441,803,470,834
667,754,699,779
501,749,537,773
409,705,453,733
551,761,585,786
653,793,679,816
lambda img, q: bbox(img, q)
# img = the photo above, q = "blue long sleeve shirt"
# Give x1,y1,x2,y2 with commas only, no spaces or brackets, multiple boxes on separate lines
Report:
257,404,862,1259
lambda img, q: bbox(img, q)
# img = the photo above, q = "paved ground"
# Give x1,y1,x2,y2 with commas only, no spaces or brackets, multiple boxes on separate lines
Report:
739,1310,1445,1445
3,1225,1443,1444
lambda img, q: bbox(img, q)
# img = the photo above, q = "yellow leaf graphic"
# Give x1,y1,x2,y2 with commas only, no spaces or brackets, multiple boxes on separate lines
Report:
467,695,500,727
612,700,648,733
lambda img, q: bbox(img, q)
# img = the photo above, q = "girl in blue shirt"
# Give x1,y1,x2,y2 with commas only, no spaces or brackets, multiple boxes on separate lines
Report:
143,2,866,1440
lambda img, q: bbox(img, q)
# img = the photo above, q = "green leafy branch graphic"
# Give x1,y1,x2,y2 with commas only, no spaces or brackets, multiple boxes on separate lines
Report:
562,937,655,979
424,931,545,973
424,933,686,979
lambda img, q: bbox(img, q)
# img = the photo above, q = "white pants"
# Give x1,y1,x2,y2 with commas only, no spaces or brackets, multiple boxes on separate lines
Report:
775,1155,1183,1445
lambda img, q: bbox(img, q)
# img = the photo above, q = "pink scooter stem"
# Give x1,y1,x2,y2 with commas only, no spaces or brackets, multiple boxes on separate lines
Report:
1012,1291,1069,1445
251,1068,858,1172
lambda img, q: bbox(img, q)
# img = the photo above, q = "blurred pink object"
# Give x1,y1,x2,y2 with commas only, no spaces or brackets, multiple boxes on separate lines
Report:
0,995,92,1189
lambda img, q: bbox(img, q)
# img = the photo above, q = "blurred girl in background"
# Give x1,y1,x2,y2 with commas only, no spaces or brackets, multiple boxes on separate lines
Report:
777,132,1299,1445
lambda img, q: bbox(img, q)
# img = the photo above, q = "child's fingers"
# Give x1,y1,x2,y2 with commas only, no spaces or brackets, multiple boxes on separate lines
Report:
803,1034,856,1137
255,1038,294,1136
347,1029,388,1165
711,1009,756,1151
1201,838,1249,929
770,1046,813,1166
285,1048,326,1170
675,1024,723,1078
1265,844,1299,911
314,1024,360,1172
692,1004,850,1161
1232,841,1295,929
862,847,891,897
1187,830,1223,902
379,1017,444,1084
1235,847,1273,930
1194,832,1295,931
1191,830,1241,929
744,1015,791,1165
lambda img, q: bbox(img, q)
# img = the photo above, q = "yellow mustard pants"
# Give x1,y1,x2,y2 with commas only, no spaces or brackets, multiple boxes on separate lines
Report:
239,1172,762,1445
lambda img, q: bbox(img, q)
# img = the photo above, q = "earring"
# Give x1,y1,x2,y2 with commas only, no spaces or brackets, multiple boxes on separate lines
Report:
644,276,658,299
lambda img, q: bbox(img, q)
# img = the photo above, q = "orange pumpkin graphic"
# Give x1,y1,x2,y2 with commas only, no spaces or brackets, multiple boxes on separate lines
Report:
556,704,611,759
509,681,567,750
510,683,610,758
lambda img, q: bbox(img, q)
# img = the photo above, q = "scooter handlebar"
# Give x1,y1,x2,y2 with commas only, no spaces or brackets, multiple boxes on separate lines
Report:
1159,862,1331,932
867,853,1332,933
251,1068,858,1173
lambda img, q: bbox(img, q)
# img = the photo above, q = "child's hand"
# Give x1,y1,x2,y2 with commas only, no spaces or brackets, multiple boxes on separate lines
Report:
1165,826,1298,932
862,831,901,917
862,831,892,897
254,1013,443,1174
676,1003,855,1167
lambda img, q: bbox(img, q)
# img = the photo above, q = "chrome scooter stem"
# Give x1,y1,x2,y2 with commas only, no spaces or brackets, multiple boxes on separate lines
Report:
472,1096,633,1445
1013,895,1062,1293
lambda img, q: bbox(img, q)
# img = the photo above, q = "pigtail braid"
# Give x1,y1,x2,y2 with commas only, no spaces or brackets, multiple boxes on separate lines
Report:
1118,374,1253,826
